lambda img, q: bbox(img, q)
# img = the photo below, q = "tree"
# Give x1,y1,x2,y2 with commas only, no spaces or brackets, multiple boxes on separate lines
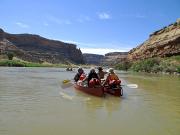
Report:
7,52,14,60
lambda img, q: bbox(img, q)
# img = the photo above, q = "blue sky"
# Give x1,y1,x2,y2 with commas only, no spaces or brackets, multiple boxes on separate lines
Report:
0,0,179,55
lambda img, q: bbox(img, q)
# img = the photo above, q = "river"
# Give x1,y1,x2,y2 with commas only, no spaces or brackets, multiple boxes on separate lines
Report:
0,67,179,135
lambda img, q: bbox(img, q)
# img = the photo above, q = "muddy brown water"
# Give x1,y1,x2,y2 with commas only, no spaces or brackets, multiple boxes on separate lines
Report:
0,67,179,135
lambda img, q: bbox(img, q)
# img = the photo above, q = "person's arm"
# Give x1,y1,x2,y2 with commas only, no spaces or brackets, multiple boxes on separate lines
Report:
115,74,119,80
82,75,88,82
96,73,100,80
102,74,109,86
97,72,100,79
74,74,79,82
82,77,86,82
104,71,108,74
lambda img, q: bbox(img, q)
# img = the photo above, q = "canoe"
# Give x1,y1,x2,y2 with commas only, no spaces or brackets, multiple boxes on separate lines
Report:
74,83,123,97
74,83,104,97
104,86,123,97
66,68,73,71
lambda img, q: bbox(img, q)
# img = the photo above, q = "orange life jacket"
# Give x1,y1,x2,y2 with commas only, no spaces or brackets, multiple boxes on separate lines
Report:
108,73,119,81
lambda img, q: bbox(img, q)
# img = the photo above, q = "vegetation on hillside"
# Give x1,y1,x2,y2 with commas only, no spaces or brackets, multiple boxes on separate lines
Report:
0,59,68,67
115,61,131,71
7,52,14,60
115,56,180,74
0,58,91,68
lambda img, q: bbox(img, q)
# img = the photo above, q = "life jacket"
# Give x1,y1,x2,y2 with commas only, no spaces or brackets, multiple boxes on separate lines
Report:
79,73,86,80
106,73,120,85
108,73,119,81
89,78,100,87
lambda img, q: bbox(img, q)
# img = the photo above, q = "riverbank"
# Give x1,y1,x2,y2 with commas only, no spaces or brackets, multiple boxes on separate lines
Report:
115,56,180,75
0,59,93,68
0,59,68,67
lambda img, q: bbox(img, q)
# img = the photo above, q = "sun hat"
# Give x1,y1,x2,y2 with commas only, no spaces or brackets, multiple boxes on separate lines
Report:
98,66,103,70
107,68,114,73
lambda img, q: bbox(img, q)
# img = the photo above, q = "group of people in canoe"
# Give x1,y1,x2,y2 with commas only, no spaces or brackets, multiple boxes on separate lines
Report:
66,67,73,71
74,67,121,89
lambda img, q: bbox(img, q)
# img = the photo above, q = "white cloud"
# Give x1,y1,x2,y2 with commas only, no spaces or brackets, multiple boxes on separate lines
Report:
54,39,131,55
46,15,72,25
16,22,29,28
98,12,111,20
80,48,129,55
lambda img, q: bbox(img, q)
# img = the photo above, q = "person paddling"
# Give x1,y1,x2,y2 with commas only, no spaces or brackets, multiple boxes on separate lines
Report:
83,67,100,88
97,66,108,79
74,67,84,82
103,68,121,88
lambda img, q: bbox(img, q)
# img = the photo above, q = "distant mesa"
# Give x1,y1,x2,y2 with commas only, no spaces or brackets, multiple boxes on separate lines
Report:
105,52,128,56
101,52,128,66
83,52,128,66
83,53,104,65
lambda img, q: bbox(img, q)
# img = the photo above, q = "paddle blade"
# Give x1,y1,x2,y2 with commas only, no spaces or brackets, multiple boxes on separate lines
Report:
126,84,138,88
60,79,74,89
60,82,73,89
63,79,71,84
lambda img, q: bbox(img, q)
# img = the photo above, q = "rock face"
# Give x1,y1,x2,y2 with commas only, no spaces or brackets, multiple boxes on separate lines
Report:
101,52,128,66
0,28,5,40
83,52,128,66
0,38,41,62
128,19,180,61
83,53,104,65
0,28,84,64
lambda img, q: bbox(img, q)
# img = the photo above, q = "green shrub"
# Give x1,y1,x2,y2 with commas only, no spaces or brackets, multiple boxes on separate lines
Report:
130,58,159,72
151,65,163,73
0,60,47,67
115,61,131,71
177,66,180,73
130,62,142,72
7,52,14,60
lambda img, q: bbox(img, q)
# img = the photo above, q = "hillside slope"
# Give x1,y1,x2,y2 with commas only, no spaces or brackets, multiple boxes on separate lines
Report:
128,19,180,61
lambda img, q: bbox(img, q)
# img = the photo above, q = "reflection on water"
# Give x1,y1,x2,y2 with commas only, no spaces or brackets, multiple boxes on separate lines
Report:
0,67,180,135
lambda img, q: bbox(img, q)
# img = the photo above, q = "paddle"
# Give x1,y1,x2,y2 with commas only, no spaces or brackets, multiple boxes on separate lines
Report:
121,84,138,89
61,79,138,89
60,79,74,89
63,79,72,84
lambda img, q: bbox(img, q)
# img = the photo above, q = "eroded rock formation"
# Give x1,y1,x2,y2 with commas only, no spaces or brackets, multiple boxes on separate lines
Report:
128,19,180,61
0,28,84,64
101,52,128,66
